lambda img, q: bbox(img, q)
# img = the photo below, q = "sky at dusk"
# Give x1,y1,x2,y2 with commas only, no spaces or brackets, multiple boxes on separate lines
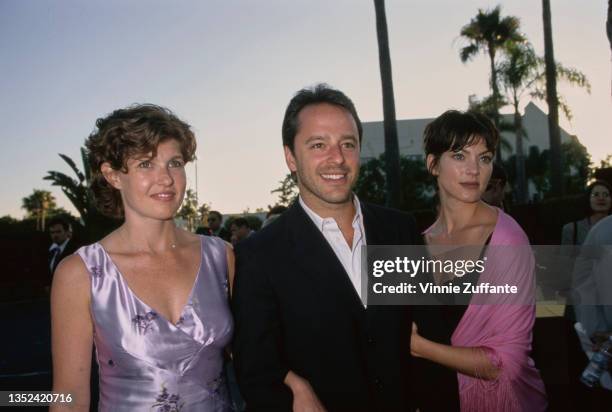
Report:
1,0,610,218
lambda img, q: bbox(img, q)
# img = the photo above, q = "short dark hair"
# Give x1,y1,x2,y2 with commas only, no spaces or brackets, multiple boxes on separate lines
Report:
282,83,362,152
586,179,612,215
231,217,250,229
86,104,196,218
48,216,70,231
208,211,222,221
423,110,499,173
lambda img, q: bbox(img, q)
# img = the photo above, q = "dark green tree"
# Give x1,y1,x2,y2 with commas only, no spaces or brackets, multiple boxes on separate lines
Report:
355,155,434,211
271,174,298,206
21,189,57,231
459,5,525,162
44,148,120,241
499,40,590,204
374,0,401,208
177,189,199,232
542,0,563,196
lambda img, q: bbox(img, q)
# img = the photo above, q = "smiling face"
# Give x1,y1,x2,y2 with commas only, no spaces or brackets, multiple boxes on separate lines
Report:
102,139,187,222
428,137,493,205
590,184,611,214
284,103,360,213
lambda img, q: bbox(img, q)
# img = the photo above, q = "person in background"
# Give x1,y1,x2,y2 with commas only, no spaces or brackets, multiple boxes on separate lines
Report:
207,210,231,241
481,162,507,209
51,104,234,411
229,218,253,245
562,180,611,247
572,213,612,406
48,216,78,277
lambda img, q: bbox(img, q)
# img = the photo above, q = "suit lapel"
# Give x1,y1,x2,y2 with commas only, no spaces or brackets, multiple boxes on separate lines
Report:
286,202,365,315
360,202,386,246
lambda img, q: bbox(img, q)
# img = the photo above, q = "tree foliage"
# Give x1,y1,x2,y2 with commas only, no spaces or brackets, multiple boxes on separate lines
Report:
44,148,120,241
271,174,299,206
177,189,199,232
355,155,434,211
21,189,58,231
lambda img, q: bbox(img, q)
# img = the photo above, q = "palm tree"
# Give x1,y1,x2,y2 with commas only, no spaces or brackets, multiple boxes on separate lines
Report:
499,41,590,203
22,189,57,230
44,148,92,221
459,5,525,161
542,0,563,196
608,0,612,52
374,0,401,208
44,147,119,240
499,42,537,203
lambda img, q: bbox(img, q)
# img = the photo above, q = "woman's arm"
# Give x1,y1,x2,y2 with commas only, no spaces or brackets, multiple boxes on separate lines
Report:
411,322,499,380
50,255,93,411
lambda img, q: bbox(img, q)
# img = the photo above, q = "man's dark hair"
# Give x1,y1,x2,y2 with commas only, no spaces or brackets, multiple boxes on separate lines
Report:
282,83,362,153
231,217,250,229
208,210,223,221
48,216,70,231
423,110,499,174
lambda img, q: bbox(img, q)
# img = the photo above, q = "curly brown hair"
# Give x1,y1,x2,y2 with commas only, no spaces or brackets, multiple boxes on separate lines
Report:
85,104,196,218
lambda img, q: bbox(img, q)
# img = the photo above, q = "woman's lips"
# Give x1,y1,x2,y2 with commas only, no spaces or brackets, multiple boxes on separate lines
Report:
460,182,480,189
151,192,176,201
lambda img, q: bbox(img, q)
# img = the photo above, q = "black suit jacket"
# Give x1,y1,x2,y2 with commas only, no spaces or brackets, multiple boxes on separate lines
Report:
232,201,420,412
50,239,79,276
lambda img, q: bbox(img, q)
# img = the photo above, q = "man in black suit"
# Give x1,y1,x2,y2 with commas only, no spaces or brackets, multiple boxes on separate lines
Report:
232,84,419,411
48,216,78,276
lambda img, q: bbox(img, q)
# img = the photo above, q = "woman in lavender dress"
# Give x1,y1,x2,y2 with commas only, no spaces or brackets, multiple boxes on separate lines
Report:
51,105,234,411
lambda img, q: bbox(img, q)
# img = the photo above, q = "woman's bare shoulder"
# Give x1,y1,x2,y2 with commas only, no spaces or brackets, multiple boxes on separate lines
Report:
52,254,91,299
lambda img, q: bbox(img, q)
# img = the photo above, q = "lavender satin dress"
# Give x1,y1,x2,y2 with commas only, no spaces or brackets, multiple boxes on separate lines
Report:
76,235,234,412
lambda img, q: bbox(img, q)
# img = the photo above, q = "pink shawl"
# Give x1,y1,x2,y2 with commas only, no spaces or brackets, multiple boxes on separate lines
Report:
450,209,547,411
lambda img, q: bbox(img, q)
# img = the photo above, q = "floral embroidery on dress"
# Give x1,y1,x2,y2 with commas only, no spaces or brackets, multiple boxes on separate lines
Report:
91,265,103,277
133,311,158,333
152,386,184,412
175,316,185,327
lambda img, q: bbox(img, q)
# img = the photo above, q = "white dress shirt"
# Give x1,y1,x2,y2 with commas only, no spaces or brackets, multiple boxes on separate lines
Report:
299,195,366,304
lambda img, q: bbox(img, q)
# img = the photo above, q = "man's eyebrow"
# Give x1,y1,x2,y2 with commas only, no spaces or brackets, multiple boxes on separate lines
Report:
304,135,326,144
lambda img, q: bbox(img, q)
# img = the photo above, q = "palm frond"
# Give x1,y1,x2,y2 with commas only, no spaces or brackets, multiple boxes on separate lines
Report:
44,171,79,190
459,43,479,62
81,147,91,184
59,154,85,183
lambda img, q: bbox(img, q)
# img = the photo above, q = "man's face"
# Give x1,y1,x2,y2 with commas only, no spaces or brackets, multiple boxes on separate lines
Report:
207,214,221,231
284,103,360,212
230,224,250,242
49,224,69,245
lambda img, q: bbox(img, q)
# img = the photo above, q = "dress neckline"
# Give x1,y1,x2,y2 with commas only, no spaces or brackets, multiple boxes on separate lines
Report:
96,236,204,327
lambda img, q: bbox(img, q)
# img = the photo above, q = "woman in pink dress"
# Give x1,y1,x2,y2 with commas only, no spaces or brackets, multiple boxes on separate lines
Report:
410,110,547,411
